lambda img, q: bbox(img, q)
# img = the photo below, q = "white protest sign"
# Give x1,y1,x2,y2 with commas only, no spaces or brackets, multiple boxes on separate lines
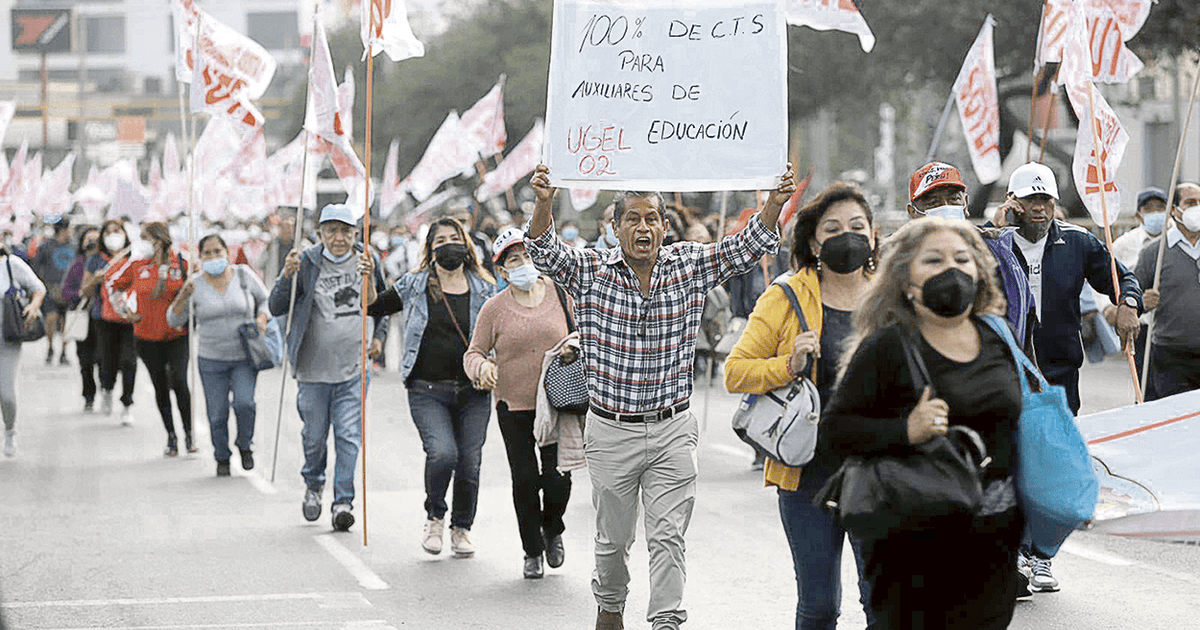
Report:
545,0,788,191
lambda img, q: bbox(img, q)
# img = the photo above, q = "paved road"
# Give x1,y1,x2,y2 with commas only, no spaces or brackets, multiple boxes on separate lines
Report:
1,348,1197,629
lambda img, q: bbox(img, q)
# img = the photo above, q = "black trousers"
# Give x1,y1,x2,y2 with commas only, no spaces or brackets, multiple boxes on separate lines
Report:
136,336,192,438
1043,366,1081,415
1148,345,1200,401
495,401,572,558
76,318,99,403
94,319,137,407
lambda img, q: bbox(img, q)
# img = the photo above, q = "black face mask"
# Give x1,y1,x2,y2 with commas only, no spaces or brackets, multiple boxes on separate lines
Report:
434,243,468,271
919,268,978,318
819,232,872,274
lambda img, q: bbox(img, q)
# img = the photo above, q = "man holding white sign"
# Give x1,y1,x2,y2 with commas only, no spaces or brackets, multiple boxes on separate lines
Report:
525,163,793,630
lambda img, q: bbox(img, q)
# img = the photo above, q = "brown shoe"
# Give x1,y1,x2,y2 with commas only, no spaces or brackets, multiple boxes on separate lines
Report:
595,608,623,630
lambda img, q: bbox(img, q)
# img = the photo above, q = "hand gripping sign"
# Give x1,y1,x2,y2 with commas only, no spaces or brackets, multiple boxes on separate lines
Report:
544,0,788,192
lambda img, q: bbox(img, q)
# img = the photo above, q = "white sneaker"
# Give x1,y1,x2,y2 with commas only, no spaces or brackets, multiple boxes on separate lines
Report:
422,518,444,555
450,527,475,558
3,430,14,457
100,390,113,416
1029,556,1060,592
120,406,133,427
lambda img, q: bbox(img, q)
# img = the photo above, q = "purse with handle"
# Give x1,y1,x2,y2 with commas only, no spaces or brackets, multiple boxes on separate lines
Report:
543,283,589,415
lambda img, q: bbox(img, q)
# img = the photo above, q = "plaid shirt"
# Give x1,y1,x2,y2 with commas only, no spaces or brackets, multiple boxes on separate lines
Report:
526,215,779,414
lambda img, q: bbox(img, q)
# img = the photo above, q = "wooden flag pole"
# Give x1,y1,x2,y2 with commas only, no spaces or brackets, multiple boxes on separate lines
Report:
1038,84,1059,163
1140,63,1200,399
270,8,320,484
1086,82,1143,403
360,15,377,549
186,16,202,430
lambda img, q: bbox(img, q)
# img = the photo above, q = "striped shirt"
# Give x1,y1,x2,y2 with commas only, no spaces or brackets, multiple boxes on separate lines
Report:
526,214,779,414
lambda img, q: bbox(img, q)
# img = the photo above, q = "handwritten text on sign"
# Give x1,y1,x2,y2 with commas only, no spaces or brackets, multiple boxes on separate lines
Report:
545,0,787,192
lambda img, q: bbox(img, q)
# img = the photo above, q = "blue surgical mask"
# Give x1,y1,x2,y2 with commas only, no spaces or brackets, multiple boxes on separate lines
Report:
391,236,405,249
506,263,540,292
604,224,618,247
323,248,353,264
202,258,229,276
1141,211,1166,236
562,226,579,242
924,205,967,221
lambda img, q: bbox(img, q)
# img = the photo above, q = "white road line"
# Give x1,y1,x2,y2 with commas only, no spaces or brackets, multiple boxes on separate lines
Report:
1059,540,1136,566
1,593,349,609
314,534,390,591
236,470,278,495
38,622,387,630
706,442,752,460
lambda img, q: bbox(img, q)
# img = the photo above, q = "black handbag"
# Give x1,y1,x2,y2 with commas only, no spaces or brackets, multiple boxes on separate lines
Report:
814,329,990,540
543,283,589,415
3,256,46,343
233,267,278,370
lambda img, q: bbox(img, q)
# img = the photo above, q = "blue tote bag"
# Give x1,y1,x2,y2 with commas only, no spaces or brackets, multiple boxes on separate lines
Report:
981,315,1098,557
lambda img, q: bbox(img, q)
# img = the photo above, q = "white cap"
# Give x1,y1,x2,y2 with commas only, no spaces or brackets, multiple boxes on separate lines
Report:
1007,163,1059,199
318,203,357,225
492,227,525,263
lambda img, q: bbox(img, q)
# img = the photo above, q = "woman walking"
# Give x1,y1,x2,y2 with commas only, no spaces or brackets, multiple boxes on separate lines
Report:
464,228,574,579
822,217,1023,630
368,217,496,558
109,222,195,457
725,183,878,630
168,235,269,476
82,221,138,424
0,245,46,457
61,227,102,412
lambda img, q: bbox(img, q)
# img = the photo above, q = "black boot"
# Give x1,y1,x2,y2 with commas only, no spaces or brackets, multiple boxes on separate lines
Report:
164,435,178,457
185,433,199,454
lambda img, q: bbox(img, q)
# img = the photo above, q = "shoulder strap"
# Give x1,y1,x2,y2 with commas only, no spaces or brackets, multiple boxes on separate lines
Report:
979,314,1044,394
551,281,576,333
898,327,933,395
773,277,808,332
236,266,256,318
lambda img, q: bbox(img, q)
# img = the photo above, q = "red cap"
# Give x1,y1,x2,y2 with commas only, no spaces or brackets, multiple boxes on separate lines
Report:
909,162,966,202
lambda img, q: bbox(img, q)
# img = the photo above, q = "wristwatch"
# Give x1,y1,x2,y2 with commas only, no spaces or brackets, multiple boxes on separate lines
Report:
1122,296,1138,309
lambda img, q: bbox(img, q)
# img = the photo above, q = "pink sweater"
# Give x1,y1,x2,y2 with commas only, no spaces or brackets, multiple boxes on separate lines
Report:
463,283,572,411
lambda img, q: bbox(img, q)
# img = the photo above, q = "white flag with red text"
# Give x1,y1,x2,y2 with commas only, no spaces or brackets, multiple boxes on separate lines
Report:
173,0,276,96
477,120,544,202
380,139,403,218
306,19,354,154
1066,81,1128,227
785,0,876,53
361,0,425,62
401,112,475,202
951,16,1001,185
459,78,507,160
1041,0,1144,84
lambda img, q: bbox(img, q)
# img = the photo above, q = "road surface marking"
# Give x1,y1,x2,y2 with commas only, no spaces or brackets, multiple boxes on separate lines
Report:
1059,540,1135,566
314,534,390,590
36,623,388,630
236,470,278,495
1,592,358,609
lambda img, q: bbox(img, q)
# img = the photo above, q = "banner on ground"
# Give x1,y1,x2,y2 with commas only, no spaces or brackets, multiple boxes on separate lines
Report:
477,119,544,202
361,0,426,62
544,0,788,191
784,0,875,53
951,15,1001,185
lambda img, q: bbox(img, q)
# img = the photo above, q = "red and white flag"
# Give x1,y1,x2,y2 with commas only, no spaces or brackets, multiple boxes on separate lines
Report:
266,132,318,210
1045,0,1142,84
401,112,475,202
188,16,266,130
459,78,507,160
0,101,15,144
1036,0,1073,67
380,139,403,218
163,133,181,182
1081,3,1143,84
0,139,26,202
1087,0,1151,40
173,0,276,97
951,15,1001,185
785,0,876,53
306,19,353,153
1066,80,1129,227
361,0,425,62
477,119,544,202
569,188,600,212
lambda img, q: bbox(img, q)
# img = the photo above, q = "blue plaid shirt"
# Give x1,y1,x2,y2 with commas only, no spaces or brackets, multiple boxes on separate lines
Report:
526,215,779,414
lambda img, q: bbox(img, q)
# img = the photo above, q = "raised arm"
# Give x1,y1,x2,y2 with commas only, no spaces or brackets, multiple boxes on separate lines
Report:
528,164,557,239
759,163,796,232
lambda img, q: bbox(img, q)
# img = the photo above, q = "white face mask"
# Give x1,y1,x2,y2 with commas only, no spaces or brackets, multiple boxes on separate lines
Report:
1140,211,1167,236
1182,208,1200,233
103,233,127,252
130,239,155,260
505,263,540,292
923,205,967,221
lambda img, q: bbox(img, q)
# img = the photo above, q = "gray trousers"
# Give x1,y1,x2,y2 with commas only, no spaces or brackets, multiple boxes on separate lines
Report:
585,409,698,629
0,344,20,431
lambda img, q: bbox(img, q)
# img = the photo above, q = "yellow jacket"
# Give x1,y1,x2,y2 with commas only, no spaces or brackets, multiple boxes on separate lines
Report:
724,268,823,491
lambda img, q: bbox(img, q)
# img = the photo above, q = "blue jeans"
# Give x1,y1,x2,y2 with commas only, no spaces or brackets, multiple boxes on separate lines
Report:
778,468,876,630
407,379,490,530
198,357,259,462
297,374,365,507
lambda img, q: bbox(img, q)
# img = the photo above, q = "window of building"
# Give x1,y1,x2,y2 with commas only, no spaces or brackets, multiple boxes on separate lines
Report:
247,11,300,50
86,16,126,53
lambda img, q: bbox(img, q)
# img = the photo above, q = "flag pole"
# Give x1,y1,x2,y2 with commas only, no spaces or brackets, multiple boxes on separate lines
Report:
1038,82,1059,163
1140,62,1200,399
924,93,956,161
271,8,319,484
360,14,377,549
1086,82,1142,403
187,15,202,432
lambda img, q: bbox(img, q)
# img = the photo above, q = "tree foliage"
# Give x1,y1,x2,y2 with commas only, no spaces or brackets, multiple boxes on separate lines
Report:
1131,0,1200,60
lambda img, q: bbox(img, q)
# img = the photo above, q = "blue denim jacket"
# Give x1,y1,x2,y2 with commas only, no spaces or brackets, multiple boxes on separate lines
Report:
268,244,389,373
390,269,496,382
